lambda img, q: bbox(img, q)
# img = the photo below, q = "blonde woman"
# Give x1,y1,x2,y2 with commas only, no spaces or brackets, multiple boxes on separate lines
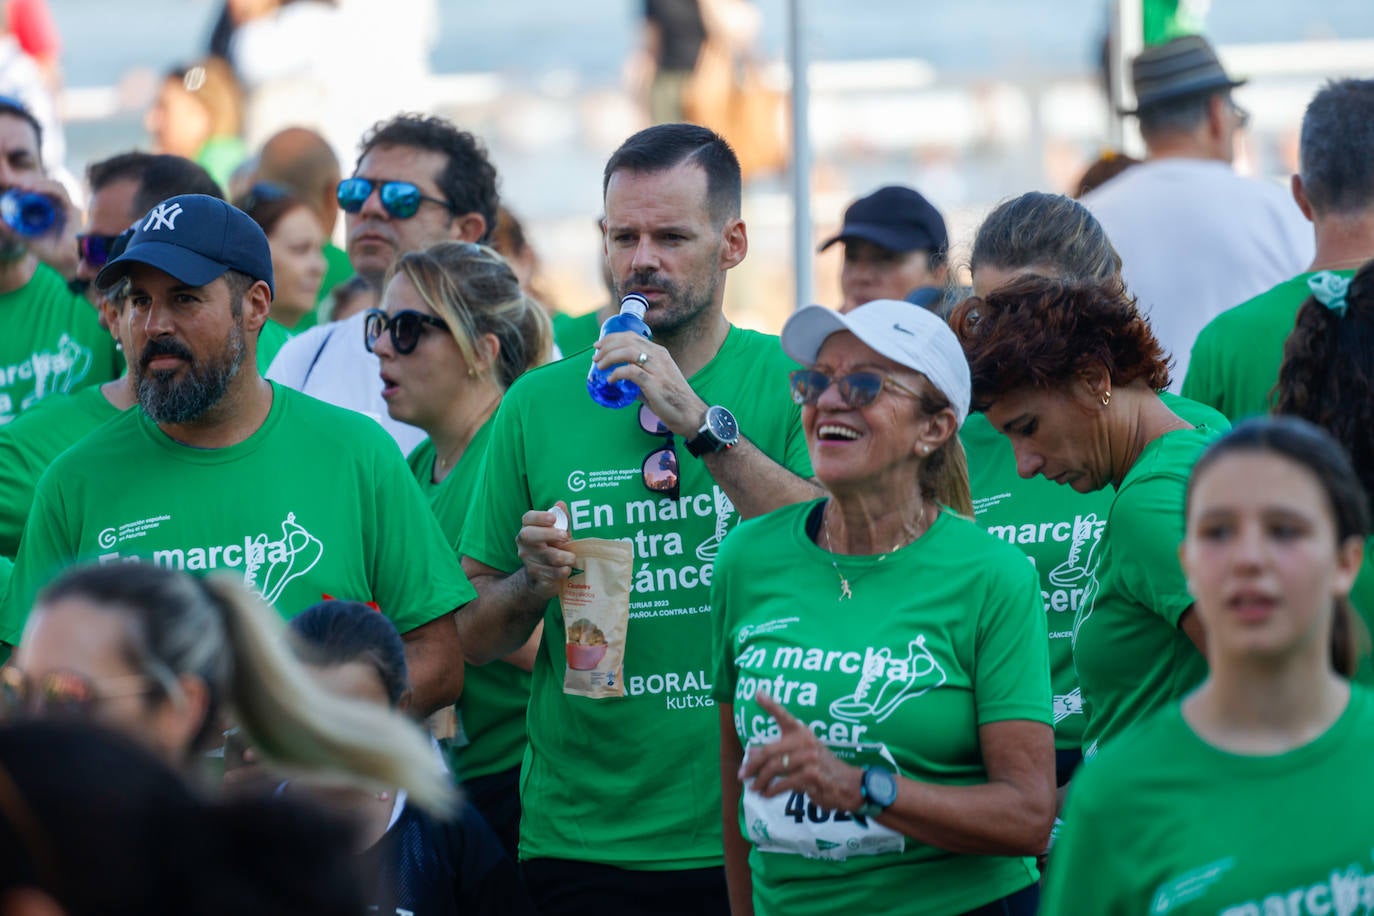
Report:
365,240,552,853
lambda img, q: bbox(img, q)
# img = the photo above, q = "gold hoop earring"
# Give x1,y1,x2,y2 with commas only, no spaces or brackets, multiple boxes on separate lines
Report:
1101,390,1112,407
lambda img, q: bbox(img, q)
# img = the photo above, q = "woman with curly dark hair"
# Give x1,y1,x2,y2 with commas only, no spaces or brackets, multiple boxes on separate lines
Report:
1273,261,1374,680
963,192,1229,787
952,276,1221,763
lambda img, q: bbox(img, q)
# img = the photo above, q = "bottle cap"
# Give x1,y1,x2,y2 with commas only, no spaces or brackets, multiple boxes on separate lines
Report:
549,505,569,533
619,293,648,319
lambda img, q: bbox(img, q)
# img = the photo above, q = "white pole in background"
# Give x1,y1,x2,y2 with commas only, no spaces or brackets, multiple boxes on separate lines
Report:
787,0,812,310
1109,0,1145,157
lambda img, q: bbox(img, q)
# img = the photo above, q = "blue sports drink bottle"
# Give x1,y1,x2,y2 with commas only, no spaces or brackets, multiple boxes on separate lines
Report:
587,293,652,408
0,189,58,236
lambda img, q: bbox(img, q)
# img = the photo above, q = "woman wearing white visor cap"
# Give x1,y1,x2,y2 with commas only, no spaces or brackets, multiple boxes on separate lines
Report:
711,300,1055,916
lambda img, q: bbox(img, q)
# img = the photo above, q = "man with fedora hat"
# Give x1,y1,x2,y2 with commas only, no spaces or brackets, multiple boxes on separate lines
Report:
0,194,475,716
820,185,962,315
1083,33,1311,390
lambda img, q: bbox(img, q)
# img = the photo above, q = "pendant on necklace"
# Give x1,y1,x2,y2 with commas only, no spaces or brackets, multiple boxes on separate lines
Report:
835,567,853,601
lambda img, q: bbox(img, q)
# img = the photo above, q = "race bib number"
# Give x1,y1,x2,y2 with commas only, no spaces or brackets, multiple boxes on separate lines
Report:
741,741,905,861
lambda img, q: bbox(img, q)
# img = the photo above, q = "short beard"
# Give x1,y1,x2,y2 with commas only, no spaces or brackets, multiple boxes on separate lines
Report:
617,270,717,341
136,325,246,424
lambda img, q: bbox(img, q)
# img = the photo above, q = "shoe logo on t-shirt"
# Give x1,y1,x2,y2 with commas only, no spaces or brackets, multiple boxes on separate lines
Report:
828,636,947,724
0,334,95,423
1048,513,1104,588
245,513,324,605
694,487,737,562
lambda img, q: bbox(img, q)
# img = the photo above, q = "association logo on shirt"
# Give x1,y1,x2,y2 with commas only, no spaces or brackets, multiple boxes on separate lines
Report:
1149,857,1234,914
97,511,324,606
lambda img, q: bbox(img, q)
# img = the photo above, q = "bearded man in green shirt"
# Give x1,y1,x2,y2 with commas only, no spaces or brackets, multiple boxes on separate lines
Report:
2,194,474,715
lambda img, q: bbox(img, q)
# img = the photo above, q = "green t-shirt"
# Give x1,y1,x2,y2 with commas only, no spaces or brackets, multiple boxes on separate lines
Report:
0,263,121,426
0,382,122,559
1075,425,1220,758
258,318,292,373
551,310,602,357
408,420,532,782
711,500,1050,916
963,394,1229,752
1043,686,1374,915
460,325,811,869
1,383,473,642
1181,271,1345,422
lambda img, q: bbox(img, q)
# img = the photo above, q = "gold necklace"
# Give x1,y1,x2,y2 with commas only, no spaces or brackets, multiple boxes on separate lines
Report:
822,502,927,601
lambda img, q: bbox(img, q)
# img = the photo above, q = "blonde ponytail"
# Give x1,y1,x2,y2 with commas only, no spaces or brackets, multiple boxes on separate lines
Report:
201,576,457,815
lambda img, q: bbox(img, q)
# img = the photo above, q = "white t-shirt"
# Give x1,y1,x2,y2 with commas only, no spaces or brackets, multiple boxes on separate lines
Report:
266,311,427,455
1082,158,1313,390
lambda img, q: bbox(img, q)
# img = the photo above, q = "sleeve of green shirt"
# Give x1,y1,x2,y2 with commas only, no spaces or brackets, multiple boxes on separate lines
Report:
0,427,43,559
368,447,477,634
780,400,813,479
1180,325,1224,415
0,471,76,645
1111,476,1194,628
972,546,1053,725
458,398,530,576
709,516,747,706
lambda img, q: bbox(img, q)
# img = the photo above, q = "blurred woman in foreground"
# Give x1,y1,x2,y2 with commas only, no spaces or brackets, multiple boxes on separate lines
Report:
1043,418,1374,913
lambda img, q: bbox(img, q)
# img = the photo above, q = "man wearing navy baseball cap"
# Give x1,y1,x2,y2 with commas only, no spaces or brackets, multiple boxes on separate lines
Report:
819,185,956,314
3,194,475,717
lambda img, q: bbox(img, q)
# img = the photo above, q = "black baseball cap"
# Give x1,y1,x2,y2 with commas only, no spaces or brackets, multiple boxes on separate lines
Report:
96,194,275,297
818,185,949,256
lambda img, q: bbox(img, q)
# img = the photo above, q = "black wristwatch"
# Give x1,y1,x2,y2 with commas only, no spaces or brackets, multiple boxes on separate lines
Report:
684,405,739,457
855,765,899,818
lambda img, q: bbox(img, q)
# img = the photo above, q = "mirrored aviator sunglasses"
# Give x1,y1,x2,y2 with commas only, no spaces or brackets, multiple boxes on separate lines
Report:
638,403,680,500
336,177,450,220
363,308,448,355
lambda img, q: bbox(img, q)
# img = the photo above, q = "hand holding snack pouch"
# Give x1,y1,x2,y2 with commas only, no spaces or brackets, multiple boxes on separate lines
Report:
559,538,633,698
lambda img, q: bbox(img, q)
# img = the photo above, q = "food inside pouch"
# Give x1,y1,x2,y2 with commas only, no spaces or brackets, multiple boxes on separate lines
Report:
559,538,634,698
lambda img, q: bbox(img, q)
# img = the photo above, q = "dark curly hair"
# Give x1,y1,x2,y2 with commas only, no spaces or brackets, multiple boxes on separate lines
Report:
358,114,500,244
950,274,1171,410
1273,261,1374,501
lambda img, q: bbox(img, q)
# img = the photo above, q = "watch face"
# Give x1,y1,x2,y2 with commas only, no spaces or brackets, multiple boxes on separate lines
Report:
707,406,738,442
866,767,899,807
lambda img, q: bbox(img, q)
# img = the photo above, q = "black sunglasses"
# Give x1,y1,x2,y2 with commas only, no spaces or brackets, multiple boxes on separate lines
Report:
789,369,923,409
363,308,448,355
337,177,453,220
76,232,119,268
639,404,679,500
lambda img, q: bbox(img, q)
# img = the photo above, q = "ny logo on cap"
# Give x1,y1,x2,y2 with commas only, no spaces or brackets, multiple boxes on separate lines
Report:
142,202,184,232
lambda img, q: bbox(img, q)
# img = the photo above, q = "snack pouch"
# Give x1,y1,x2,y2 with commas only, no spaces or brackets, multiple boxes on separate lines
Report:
560,538,633,698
